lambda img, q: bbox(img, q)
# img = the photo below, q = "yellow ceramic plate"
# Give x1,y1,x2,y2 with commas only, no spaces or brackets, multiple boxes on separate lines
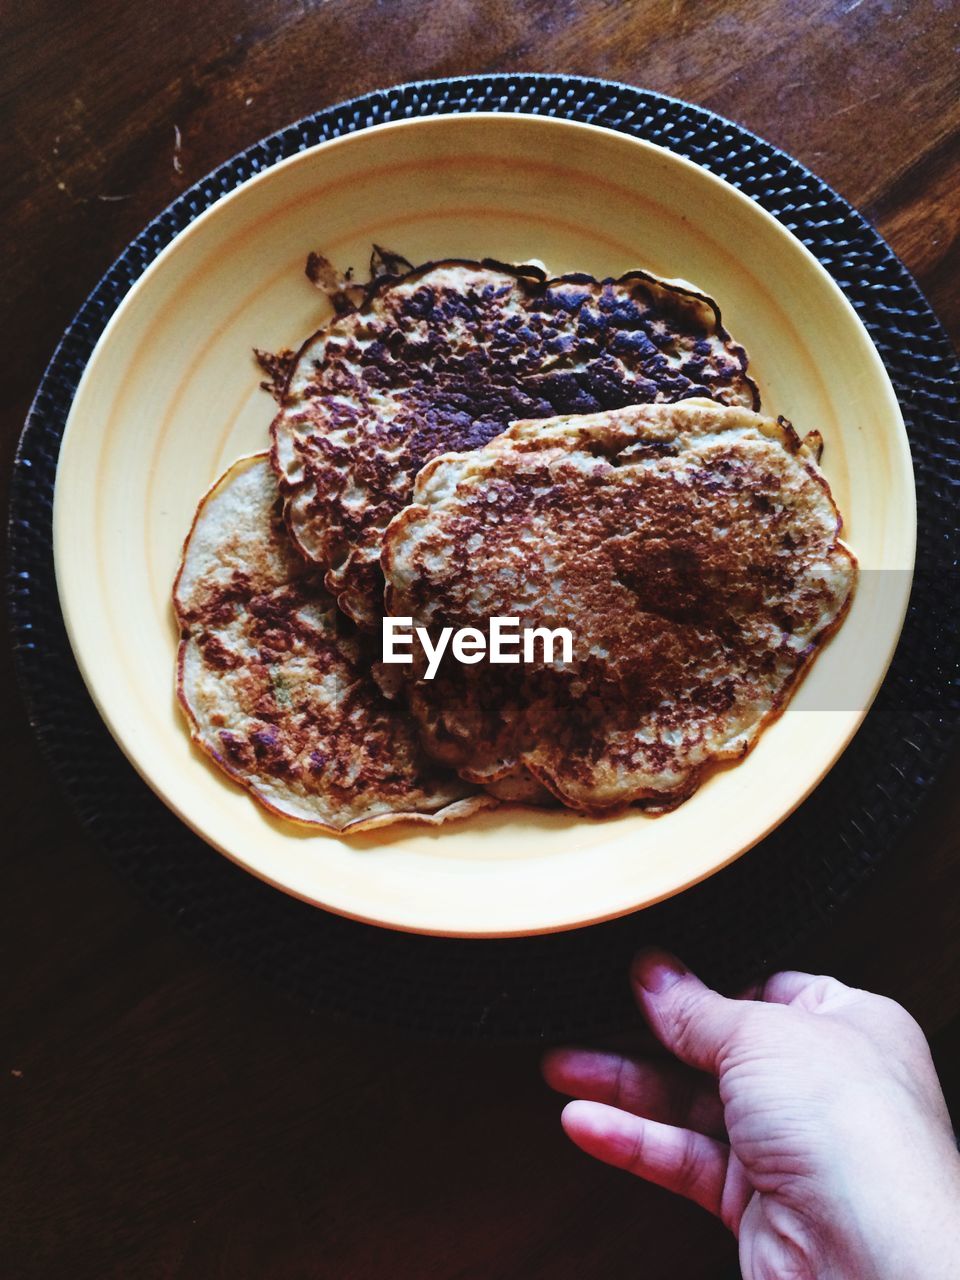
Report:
53,114,915,937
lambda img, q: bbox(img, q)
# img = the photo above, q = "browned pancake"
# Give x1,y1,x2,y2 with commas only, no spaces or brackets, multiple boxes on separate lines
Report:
380,401,857,815
173,454,492,832
271,253,760,628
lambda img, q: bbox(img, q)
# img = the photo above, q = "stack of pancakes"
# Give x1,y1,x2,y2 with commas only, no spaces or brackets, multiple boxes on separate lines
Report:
174,250,855,833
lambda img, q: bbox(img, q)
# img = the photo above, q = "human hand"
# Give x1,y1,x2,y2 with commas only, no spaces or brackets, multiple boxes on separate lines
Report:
543,950,960,1280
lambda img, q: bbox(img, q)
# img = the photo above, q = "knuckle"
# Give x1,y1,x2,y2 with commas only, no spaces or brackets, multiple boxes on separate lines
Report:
624,1122,648,1176
670,988,716,1059
797,974,850,1012
667,990,705,1056
811,975,846,1004
676,1135,707,1192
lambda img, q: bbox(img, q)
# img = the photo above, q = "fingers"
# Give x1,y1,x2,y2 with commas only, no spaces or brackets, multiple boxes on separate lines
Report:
732,968,854,1012
757,970,851,1011
561,1100,730,1221
542,1048,726,1138
630,949,747,1075
732,971,818,1003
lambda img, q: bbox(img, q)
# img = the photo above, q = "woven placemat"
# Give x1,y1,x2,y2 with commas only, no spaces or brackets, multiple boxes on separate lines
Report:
8,74,960,1040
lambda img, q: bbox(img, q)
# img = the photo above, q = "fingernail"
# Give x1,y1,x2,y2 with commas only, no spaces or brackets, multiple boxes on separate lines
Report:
631,948,687,994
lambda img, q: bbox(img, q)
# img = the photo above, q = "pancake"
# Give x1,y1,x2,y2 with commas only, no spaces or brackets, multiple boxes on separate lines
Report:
173,454,492,833
271,253,760,628
381,400,857,815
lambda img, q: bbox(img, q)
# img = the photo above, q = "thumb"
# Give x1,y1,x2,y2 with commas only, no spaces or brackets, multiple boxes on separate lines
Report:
631,949,746,1076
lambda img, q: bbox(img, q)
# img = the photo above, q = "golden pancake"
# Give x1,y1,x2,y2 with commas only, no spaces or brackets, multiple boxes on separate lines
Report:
381,400,857,814
271,254,759,628
174,454,492,832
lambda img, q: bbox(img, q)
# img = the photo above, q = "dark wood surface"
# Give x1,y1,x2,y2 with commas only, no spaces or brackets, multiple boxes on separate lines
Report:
3,3,959,1277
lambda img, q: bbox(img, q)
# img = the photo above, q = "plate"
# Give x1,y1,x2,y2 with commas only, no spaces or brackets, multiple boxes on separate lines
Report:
53,113,915,937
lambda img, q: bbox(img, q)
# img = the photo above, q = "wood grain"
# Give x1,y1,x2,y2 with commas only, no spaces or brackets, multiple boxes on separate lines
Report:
2,2,958,1276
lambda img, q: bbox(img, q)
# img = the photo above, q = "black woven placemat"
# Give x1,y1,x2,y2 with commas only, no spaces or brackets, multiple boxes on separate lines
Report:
8,74,960,1040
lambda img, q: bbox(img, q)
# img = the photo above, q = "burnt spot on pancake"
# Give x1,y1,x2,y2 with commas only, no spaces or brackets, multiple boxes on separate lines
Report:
271,255,761,628
381,401,856,816
254,348,297,403
369,244,415,281
305,252,366,314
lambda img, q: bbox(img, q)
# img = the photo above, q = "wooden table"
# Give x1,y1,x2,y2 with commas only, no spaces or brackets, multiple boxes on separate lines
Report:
3,3,958,1276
